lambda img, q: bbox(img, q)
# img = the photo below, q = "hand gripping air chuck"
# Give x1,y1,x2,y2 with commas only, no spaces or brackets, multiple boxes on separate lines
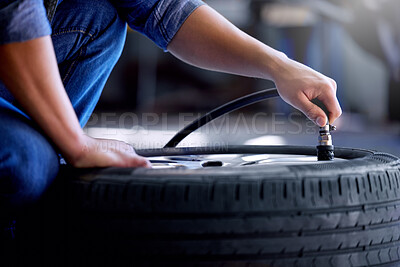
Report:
162,87,339,161
317,124,336,161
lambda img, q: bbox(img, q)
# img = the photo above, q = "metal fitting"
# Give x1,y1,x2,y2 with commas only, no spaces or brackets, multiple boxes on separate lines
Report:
317,124,336,161
318,124,336,146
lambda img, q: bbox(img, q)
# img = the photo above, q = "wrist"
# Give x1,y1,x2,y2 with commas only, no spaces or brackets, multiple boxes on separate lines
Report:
61,130,89,165
256,45,290,83
259,49,289,83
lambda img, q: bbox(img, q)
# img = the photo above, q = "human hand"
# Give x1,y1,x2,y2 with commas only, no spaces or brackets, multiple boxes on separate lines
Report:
67,135,151,168
272,55,342,126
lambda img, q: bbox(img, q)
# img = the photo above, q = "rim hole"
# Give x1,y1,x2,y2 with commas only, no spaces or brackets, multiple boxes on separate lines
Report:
202,161,223,167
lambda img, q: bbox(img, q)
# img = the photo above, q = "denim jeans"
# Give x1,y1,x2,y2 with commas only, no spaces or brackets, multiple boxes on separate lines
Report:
0,0,127,210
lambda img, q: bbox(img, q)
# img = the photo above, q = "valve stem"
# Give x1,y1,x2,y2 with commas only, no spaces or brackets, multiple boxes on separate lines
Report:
317,124,336,161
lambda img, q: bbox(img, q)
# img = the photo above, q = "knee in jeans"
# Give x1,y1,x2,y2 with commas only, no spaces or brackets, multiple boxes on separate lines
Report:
52,0,127,72
55,0,127,53
93,0,127,60
0,142,59,206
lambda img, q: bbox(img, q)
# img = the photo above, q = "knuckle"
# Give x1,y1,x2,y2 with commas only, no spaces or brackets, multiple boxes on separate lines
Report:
331,108,342,119
336,108,343,117
320,80,336,93
131,157,145,167
128,158,139,167
329,79,337,90
124,143,135,153
322,82,333,91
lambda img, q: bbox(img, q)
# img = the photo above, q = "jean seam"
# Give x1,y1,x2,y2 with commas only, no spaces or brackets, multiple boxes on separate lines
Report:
52,28,94,38
62,46,81,84
52,28,95,84
154,7,170,45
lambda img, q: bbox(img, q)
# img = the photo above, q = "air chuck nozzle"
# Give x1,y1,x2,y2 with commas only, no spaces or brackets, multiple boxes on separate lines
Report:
317,124,336,161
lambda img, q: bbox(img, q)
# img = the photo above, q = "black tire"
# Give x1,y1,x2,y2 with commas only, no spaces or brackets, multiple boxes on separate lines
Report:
29,146,400,266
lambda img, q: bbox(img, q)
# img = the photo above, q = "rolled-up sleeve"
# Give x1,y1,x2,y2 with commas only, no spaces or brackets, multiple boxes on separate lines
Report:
113,0,205,51
0,0,51,45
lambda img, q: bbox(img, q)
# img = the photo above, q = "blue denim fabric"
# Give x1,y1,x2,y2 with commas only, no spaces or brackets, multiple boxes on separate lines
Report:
113,0,204,50
0,99,59,210
0,0,51,45
0,0,128,125
0,0,206,211
0,0,204,209
51,0,127,126
0,0,128,209
0,0,204,109
0,0,204,48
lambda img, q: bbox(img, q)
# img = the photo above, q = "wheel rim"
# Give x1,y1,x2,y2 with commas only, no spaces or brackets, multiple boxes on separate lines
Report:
149,153,348,169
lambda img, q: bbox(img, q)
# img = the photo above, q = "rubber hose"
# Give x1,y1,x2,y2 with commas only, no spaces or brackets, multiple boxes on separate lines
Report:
164,88,279,148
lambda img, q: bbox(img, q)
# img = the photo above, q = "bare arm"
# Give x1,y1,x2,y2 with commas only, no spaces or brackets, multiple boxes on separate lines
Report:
168,5,342,126
0,36,150,168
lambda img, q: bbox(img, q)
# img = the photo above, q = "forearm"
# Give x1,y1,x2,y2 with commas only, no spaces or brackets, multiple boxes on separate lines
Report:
168,5,342,126
0,36,85,163
167,5,286,82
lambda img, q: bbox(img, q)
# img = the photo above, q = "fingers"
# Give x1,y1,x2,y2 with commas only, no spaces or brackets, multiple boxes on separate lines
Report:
118,153,152,168
317,80,342,124
70,136,152,168
120,143,152,168
296,94,328,127
99,140,152,168
131,156,152,168
291,80,341,127
318,93,342,124
275,57,342,126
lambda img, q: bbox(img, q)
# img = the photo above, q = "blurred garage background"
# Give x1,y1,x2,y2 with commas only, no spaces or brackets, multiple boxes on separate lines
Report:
84,0,400,156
